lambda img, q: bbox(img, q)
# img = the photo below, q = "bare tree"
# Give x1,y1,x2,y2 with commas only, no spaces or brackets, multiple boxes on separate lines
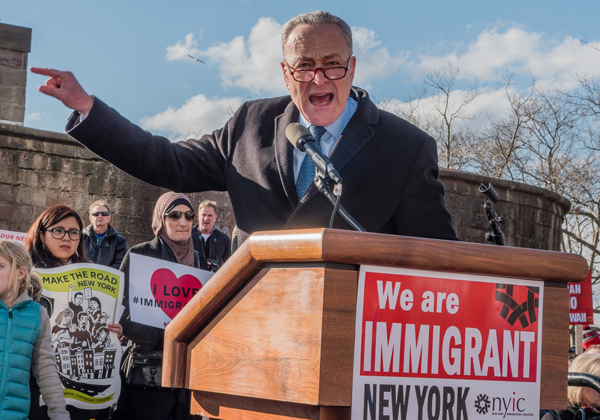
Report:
477,78,600,311
382,65,600,312
561,157,600,312
381,87,436,135
389,62,600,313
423,63,485,170
384,63,486,171
474,74,536,181
567,75,600,155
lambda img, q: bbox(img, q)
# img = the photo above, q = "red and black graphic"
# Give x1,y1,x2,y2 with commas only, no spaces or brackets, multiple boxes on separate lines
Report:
495,284,539,328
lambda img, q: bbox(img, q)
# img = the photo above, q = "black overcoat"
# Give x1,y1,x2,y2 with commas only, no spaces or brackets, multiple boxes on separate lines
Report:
67,87,458,244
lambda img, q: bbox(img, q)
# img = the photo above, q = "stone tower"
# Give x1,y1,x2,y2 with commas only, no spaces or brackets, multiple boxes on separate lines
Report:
0,22,32,125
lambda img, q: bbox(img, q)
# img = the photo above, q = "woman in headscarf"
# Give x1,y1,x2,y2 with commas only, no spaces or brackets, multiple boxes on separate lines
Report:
116,192,207,420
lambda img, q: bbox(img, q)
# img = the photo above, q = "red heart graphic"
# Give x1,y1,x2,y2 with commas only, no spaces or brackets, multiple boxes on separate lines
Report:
150,268,203,319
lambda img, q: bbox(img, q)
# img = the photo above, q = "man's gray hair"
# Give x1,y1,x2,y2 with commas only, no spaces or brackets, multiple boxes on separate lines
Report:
281,11,353,58
89,199,110,214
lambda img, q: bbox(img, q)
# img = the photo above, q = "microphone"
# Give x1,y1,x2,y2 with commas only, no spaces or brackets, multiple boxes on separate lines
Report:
285,123,343,184
285,123,364,232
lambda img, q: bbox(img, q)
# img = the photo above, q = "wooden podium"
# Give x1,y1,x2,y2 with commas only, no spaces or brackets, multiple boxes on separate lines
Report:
162,229,588,419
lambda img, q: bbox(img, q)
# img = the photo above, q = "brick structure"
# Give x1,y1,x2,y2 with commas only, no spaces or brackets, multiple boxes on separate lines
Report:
0,122,568,251
0,23,31,125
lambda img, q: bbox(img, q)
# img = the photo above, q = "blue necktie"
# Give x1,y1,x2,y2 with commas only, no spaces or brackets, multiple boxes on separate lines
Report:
296,125,326,201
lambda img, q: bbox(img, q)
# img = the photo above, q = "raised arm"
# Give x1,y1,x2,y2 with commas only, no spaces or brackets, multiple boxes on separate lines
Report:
30,67,94,115
30,66,236,194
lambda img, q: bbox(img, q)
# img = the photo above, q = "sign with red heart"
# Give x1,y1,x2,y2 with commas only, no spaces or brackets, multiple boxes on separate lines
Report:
150,268,203,319
128,254,213,329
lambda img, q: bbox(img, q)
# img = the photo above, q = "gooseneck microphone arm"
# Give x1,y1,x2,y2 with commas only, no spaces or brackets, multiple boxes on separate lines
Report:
286,123,366,232
313,175,366,232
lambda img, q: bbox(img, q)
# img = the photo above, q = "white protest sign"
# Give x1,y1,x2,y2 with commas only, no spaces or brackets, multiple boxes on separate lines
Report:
0,228,27,243
352,266,543,420
37,263,124,410
128,253,213,329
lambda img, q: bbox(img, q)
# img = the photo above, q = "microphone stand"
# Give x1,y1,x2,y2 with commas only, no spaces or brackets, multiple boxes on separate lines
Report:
313,174,366,232
479,183,506,246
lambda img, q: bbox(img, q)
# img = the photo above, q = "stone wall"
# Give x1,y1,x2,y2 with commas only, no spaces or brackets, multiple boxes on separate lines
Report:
0,122,569,251
0,23,31,125
0,123,233,246
441,169,569,251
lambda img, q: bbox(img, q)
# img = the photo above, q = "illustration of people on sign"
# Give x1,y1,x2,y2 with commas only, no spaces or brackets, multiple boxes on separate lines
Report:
86,296,103,332
68,285,85,321
51,286,116,383
70,312,92,351
52,308,75,348
91,326,111,353
35,260,125,410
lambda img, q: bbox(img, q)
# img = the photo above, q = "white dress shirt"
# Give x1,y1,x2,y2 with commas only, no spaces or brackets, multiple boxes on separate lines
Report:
293,97,358,182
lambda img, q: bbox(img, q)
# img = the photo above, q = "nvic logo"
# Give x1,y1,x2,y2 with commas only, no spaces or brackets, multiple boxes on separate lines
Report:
475,393,527,418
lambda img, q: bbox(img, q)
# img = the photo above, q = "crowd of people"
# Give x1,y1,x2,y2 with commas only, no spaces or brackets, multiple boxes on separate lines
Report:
0,195,232,420
4,200,600,420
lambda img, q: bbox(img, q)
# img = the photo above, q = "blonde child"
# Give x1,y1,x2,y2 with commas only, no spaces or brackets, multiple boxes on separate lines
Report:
0,240,70,419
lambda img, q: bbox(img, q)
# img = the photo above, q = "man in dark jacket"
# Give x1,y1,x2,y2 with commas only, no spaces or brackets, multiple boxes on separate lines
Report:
83,200,129,269
192,200,231,272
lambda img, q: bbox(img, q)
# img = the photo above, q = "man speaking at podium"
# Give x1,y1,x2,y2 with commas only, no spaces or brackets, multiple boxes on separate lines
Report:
31,11,458,245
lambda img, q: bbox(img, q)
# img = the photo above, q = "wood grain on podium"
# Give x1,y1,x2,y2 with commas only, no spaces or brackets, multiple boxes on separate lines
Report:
540,285,570,408
190,390,351,420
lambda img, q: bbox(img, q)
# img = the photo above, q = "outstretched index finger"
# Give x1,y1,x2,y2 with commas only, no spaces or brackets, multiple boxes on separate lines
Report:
28,67,94,114
30,67,63,78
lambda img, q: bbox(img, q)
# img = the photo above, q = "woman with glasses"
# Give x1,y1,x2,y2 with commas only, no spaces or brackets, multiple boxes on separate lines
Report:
25,205,88,268
114,192,207,420
25,205,123,420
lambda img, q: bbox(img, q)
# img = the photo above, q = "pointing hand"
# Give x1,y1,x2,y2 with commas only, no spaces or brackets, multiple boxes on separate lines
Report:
30,67,94,116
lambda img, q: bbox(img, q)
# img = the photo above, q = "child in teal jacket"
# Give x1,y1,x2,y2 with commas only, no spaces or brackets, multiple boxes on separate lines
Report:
0,240,70,420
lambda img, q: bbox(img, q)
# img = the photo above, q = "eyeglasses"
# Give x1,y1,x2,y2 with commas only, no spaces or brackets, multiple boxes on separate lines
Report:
284,57,352,83
91,211,110,217
164,211,196,221
45,228,81,241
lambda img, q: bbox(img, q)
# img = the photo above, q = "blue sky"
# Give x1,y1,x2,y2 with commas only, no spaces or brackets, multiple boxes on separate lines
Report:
4,0,600,137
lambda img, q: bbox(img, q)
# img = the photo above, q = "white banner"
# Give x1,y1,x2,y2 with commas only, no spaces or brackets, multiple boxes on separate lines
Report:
0,228,27,243
352,266,543,420
36,263,124,410
128,253,213,329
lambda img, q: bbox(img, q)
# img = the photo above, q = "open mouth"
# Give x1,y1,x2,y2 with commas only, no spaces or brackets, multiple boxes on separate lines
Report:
310,93,333,106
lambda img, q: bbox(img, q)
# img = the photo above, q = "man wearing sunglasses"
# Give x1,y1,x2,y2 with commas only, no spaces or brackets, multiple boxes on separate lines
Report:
82,200,129,269
32,11,457,245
